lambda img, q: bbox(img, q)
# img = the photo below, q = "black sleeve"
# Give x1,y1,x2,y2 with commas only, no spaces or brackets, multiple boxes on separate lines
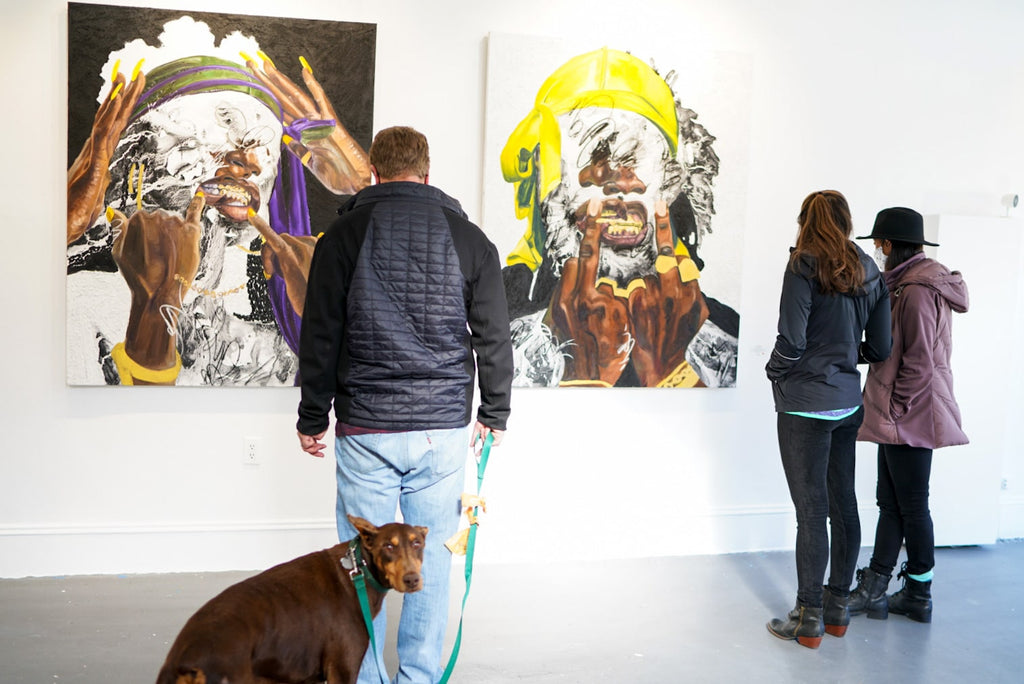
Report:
766,266,811,381
468,239,514,431
859,278,892,364
296,225,349,436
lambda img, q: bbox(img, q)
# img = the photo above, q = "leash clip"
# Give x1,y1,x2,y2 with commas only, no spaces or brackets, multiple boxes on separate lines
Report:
342,546,361,578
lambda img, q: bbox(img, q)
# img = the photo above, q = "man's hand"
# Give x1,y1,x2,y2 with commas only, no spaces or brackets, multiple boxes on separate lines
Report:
298,430,328,458
546,198,632,386
626,200,709,386
470,421,503,456
247,209,319,316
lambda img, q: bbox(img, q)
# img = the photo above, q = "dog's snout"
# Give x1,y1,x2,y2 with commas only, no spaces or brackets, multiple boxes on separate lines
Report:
402,572,422,592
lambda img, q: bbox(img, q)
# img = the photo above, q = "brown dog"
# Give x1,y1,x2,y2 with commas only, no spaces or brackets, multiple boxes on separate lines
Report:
156,515,427,684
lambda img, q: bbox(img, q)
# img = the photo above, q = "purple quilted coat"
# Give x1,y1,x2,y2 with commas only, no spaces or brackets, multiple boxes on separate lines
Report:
858,252,969,449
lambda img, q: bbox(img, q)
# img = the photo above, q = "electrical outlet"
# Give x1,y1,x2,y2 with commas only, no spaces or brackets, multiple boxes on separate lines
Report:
243,437,260,465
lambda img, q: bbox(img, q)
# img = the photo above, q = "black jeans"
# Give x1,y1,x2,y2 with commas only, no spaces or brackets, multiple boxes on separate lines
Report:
777,409,863,607
869,443,935,577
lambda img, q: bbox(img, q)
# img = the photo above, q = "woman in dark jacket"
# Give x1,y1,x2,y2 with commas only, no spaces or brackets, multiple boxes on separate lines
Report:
765,190,892,648
848,207,969,624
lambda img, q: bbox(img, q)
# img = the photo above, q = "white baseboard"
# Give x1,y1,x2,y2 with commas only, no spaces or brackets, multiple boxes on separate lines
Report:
0,520,337,578
2,500,1017,578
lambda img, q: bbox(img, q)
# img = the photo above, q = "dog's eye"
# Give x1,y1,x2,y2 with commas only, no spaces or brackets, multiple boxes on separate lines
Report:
412,539,422,548
384,543,394,551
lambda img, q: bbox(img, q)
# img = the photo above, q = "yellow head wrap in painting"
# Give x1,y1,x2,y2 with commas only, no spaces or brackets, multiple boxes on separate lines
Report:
500,48,679,270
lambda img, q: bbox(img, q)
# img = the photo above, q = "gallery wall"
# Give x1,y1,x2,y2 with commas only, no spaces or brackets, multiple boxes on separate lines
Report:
2,0,1023,577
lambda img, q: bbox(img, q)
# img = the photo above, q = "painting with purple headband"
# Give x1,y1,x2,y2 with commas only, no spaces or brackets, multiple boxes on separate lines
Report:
66,3,376,387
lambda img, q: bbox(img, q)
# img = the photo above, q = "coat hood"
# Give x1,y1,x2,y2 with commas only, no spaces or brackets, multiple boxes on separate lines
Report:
339,181,468,219
885,252,969,314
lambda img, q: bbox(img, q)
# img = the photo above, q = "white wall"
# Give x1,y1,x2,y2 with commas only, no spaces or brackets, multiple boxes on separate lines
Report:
2,0,1023,577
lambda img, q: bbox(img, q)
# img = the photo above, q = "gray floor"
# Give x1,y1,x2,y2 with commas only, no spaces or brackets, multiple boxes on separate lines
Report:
2,542,1022,683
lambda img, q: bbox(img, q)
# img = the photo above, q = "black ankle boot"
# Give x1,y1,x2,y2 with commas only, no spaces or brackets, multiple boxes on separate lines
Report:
822,586,850,637
767,604,825,649
888,565,933,623
848,567,890,619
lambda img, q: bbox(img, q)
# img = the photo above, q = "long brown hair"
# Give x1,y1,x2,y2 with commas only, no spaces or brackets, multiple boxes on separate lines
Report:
791,190,865,295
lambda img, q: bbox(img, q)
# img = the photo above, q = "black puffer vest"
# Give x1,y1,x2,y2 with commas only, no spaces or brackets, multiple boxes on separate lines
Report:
343,183,470,428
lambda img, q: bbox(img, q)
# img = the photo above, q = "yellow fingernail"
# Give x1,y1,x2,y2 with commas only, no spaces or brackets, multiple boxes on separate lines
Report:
109,83,123,101
195,190,205,199
105,207,114,222
282,134,294,145
131,59,144,82
301,151,312,165
257,51,275,69
263,270,273,280
299,55,312,74
655,255,678,274
110,59,121,83
240,51,254,64
316,232,325,239
247,207,256,218
136,163,145,213
678,259,701,283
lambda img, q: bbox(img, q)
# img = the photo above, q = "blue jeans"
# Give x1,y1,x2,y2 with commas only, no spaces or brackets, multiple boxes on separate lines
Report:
776,409,863,607
335,426,469,684
869,443,934,577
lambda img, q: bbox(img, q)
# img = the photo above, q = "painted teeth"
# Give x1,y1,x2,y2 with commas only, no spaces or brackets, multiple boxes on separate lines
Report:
596,217,643,235
206,184,250,206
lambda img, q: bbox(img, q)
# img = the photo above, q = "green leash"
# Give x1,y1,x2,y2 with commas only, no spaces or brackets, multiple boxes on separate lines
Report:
348,432,493,684
438,431,493,684
345,536,391,684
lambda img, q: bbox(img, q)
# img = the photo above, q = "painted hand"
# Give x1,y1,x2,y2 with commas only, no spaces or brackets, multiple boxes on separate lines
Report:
242,52,371,194
108,193,205,370
625,201,709,386
546,198,633,386
247,209,319,317
67,60,147,245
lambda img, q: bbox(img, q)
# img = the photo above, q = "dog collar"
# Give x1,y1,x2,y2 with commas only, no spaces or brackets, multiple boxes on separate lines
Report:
343,535,390,594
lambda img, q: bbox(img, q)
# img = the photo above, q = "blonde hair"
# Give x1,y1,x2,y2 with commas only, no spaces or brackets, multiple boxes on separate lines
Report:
369,126,429,179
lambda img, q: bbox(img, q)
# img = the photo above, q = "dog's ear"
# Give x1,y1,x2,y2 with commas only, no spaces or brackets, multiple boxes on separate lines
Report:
415,525,428,539
348,515,378,543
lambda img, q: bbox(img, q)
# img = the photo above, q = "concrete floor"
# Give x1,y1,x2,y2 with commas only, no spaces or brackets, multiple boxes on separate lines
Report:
2,542,1021,683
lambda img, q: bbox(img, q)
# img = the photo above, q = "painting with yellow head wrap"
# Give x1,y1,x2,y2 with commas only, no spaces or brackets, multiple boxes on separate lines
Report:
483,34,750,388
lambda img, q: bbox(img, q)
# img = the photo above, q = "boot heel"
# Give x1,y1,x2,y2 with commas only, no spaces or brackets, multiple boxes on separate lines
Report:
796,635,823,649
824,624,848,637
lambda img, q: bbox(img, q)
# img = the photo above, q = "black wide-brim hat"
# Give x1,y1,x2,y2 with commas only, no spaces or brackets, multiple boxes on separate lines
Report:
856,206,939,246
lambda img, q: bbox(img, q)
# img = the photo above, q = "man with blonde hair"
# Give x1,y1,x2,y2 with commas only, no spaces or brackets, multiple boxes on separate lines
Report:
297,126,513,683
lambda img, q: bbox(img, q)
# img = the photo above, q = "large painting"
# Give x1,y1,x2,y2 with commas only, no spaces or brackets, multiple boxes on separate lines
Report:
483,34,750,388
66,3,376,386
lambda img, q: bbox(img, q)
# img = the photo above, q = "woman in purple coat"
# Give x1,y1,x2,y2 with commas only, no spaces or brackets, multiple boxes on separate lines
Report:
850,207,969,624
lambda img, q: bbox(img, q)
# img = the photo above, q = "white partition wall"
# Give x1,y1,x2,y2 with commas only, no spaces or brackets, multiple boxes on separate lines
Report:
918,216,1024,544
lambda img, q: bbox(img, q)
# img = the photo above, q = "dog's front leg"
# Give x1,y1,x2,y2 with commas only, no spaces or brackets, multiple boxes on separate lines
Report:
324,650,365,684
